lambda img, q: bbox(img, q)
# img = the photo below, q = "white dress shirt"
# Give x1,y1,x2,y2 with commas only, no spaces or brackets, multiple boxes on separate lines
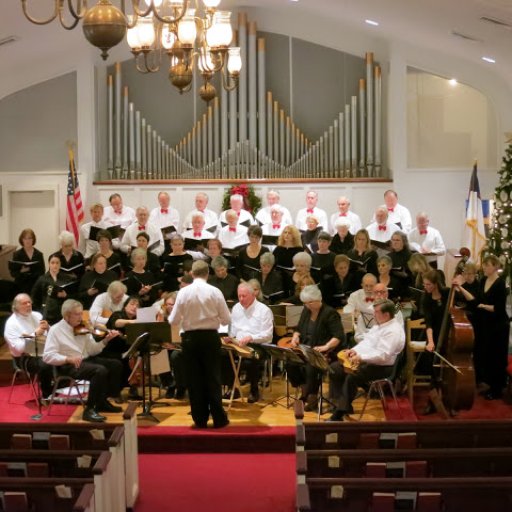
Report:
219,209,255,227
229,300,274,344
255,206,293,227
353,303,404,343
183,209,219,232
4,311,43,357
78,220,109,259
43,319,106,366
120,221,164,256
408,226,446,263
149,206,180,232
89,292,129,326
343,289,375,316
366,221,400,243
353,317,405,366
261,223,288,237
380,203,412,233
102,205,136,229
295,207,328,231
218,225,249,249
329,211,362,235
168,277,231,331
182,229,214,241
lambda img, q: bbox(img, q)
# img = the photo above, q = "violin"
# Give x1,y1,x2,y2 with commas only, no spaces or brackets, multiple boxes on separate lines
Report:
336,350,359,374
73,321,109,338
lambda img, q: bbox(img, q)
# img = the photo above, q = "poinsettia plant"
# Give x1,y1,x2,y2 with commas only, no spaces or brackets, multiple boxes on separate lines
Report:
222,183,262,213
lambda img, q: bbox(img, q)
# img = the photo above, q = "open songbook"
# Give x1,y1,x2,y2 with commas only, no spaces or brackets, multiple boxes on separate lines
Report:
60,262,84,274
161,225,177,239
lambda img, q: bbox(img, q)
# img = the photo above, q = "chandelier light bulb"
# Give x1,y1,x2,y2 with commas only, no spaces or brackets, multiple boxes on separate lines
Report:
227,47,242,73
145,0,163,6
161,25,176,49
137,17,156,48
178,9,197,45
127,17,140,49
203,0,222,8
206,11,232,48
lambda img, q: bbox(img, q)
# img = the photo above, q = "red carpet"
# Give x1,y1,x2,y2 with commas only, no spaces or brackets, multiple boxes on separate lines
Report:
136,453,296,512
0,383,75,423
138,425,295,453
384,396,418,421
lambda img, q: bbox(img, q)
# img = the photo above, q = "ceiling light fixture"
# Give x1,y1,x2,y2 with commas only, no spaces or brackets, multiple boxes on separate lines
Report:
365,19,379,27
481,56,496,63
19,0,242,103
449,78,457,86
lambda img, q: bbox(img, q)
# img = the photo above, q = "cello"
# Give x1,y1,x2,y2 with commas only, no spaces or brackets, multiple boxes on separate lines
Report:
433,284,475,414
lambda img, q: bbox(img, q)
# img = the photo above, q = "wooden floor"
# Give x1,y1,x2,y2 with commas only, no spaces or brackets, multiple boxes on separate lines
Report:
67,377,386,427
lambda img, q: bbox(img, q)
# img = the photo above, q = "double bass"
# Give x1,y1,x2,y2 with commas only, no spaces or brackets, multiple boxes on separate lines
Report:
433,284,475,413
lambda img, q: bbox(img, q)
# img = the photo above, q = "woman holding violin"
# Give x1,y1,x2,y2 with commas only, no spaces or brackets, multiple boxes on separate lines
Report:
285,285,344,411
106,296,143,401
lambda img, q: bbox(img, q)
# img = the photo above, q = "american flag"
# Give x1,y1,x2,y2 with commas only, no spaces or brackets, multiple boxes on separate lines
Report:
66,146,84,244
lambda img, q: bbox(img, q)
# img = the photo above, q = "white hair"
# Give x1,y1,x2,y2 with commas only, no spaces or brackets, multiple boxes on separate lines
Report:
300,285,322,303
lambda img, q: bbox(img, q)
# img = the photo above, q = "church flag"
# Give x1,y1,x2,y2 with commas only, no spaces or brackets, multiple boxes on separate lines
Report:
463,162,486,260
66,145,84,244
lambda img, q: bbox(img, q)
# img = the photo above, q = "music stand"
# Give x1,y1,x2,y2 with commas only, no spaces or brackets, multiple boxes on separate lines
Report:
21,335,45,421
257,343,305,409
125,322,172,422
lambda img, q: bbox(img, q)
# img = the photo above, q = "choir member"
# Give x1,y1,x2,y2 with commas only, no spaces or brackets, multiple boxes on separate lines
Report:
95,230,122,277
78,253,117,310
102,193,136,229
273,225,303,295
135,232,163,275
376,255,406,301
258,252,285,304
389,231,413,284
89,280,128,326
346,229,378,276
10,228,45,295
208,256,239,303
295,190,328,231
330,218,354,255
149,191,180,232
311,231,336,282
218,209,250,249
329,196,362,235
120,206,164,257
219,194,255,226
182,212,214,251
382,189,412,233
301,215,322,253
261,205,289,237
54,230,85,282
408,212,446,268
237,225,269,281
255,189,293,226
321,254,363,309
182,192,219,233
366,206,400,248
124,248,160,306
79,203,108,262
161,234,193,292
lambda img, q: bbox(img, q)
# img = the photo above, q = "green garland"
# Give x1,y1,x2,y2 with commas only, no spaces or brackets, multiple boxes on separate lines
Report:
222,184,262,214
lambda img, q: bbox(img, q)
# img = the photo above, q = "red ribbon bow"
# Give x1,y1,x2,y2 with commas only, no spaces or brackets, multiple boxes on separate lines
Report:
229,227,236,232
387,208,394,213
365,297,374,302
236,211,240,217
160,208,168,214
339,213,347,216
419,230,428,235
138,225,146,231
272,224,280,229
193,232,201,237
378,225,387,231
307,209,314,214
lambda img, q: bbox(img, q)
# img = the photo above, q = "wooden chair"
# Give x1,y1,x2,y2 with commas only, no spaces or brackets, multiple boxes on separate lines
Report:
405,317,429,407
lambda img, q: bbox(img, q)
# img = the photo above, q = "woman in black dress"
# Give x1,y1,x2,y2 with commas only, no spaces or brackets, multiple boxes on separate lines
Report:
376,255,406,302
124,248,160,306
237,225,269,281
458,255,509,399
258,252,285,304
95,230,122,277
330,218,354,255
273,225,303,296
54,230,85,282
10,228,45,294
301,215,322,253
321,254,362,309
161,234,193,291
78,253,117,310
346,229,378,277
389,231,413,286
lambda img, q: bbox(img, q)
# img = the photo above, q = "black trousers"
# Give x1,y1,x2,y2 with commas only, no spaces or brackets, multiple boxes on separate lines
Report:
221,354,264,394
17,355,54,398
57,356,123,409
182,330,228,427
286,363,322,398
329,361,394,414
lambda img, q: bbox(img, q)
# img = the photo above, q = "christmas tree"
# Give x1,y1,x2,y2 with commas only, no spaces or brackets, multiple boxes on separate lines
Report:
487,138,512,286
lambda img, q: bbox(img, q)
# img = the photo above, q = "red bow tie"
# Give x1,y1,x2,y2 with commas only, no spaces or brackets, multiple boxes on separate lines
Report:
193,232,202,237
307,209,314,214
229,227,236,232
387,208,394,213
365,297,374,303
138,225,146,231
160,208,168,214
419,230,427,235
378,225,387,231
339,213,347,216
272,224,281,229
236,212,240,217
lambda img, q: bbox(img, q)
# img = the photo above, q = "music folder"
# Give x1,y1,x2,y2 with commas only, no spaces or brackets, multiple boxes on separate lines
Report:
262,235,279,246
184,237,210,251
370,240,391,251
161,225,177,239
88,225,106,241
107,225,126,239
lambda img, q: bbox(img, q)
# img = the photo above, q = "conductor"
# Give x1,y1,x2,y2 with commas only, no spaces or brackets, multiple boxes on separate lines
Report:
168,260,231,429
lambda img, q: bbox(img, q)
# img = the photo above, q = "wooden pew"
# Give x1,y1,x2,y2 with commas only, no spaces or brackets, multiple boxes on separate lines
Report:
0,450,116,512
297,476,512,511
297,447,512,478
0,402,139,509
0,478,95,512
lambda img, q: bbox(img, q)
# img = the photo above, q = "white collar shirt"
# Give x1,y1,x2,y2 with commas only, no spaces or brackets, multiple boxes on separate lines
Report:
168,278,231,331
255,206,293,227
329,210,362,235
182,229,214,241
120,221,164,256
43,319,105,365
89,292,129,326
4,311,43,357
79,220,108,259
219,209,255,227
295,207,328,231
149,206,180,232
103,205,136,229
229,300,274,344
261,223,288,236
366,221,399,243
218,225,249,249
382,203,412,233
183,209,219,231
344,289,375,316
408,226,446,263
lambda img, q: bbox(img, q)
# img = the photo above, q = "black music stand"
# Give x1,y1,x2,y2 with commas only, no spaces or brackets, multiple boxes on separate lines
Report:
125,322,172,422
22,336,44,421
256,343,305,409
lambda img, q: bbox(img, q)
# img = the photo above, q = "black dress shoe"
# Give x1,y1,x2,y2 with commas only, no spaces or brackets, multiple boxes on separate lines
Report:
248,392,259,404
175,387,186,400
165,386,176,399
213,418,230,429
326,411,344,422
191,423,208,429
82,408,106,423
97,401,123,413
223,389,240,400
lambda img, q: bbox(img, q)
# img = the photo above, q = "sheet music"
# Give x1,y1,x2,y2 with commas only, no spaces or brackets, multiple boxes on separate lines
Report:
136,306,157,323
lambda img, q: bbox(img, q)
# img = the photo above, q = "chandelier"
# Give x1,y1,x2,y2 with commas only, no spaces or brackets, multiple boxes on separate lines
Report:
20,0,242,102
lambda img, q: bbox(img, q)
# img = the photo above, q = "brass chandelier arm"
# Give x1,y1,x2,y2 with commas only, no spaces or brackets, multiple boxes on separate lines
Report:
66,0,88,20
130,0,188,24
134,50,162,74
20,0,61,25
59,1,83,30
